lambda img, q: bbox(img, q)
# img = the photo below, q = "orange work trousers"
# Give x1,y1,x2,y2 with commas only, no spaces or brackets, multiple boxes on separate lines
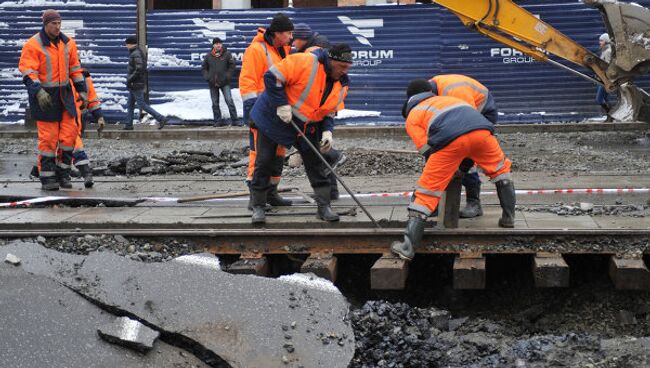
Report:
37,110,78,179
247,126,286,184
409,129,512,216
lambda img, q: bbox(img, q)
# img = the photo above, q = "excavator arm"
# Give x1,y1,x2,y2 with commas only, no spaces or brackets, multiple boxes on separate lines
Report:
434,0,650,122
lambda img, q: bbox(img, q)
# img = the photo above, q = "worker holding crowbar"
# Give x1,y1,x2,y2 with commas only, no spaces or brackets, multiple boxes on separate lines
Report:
247,43,380,228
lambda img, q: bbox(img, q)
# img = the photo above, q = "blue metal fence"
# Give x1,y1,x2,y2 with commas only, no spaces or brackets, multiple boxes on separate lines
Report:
1,1,650,124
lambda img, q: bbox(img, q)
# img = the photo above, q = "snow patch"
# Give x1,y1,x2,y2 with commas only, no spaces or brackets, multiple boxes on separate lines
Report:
148,48,190,67
174,254,221,271
278,273,341,294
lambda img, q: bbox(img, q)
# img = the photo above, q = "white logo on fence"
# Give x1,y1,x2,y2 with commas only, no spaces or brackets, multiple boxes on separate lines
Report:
191,18,235,40
337,16,383,47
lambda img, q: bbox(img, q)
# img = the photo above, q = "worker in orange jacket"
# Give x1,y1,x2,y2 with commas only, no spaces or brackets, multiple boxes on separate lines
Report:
32,69,105,188
19,9,88,191
69,70,105,187
429,74,499,219
248,44,352,224
391,79,516,261
240,13,294,209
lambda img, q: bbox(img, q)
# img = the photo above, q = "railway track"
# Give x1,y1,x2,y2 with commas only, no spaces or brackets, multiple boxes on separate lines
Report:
5,226,650,292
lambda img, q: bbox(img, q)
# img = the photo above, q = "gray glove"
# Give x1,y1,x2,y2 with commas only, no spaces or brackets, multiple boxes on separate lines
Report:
36,89,53,110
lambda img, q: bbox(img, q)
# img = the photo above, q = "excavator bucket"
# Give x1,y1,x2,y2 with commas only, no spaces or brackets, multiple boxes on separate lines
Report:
585,0,650,122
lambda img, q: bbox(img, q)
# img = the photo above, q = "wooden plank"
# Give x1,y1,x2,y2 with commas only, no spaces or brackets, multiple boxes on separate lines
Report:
443,175,462,229
608,256,650,290
533,253,570,288
453,253,485,289
228,254,270,276
370,254,409,290
301,253,338,283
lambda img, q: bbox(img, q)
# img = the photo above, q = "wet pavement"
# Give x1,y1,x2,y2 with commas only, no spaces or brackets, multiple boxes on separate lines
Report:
0,242,355,368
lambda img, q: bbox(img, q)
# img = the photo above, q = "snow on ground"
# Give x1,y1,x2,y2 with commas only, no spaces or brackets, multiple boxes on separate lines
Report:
147,48,190,68
150,88,381,122
278,273,341,294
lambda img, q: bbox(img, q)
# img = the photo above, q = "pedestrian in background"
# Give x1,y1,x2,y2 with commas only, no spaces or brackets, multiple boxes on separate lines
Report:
202,37,238,127
123,35,168,130
596,33,613,122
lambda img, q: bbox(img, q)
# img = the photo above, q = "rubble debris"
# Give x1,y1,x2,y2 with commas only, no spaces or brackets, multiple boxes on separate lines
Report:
98,316,160,352
4,253,20,265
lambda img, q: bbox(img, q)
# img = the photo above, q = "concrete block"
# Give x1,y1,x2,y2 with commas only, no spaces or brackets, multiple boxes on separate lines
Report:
228,255,269,276
97,316,159,353
370,255,409,290
301,254,338,283
4,253,21,266
533,253,569,288
453,254,486,290
609,257,650,290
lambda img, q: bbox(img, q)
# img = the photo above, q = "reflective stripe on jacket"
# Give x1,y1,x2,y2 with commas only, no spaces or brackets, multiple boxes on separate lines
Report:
19,29,86,121
404,94,494,156
250,48,350,147
430,74,498,124
238,28,291,102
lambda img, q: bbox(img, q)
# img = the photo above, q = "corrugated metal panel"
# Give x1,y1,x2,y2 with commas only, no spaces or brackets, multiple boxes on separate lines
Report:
2,1,650,124
0,0,136,123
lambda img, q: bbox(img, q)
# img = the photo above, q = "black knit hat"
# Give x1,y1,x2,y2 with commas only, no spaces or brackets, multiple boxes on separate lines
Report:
328,43,353,64
212,37,222,45
406,79,433,98
268,13,294,33
125,35,137,45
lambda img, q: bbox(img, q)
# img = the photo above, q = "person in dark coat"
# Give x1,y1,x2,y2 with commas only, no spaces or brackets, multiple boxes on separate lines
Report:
202,37,239,126
291,23,331,53
123,35,167,130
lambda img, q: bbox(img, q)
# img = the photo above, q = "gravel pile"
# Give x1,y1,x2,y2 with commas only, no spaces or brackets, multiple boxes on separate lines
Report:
12,235,201,262
350,300,650,368
519,202,650,217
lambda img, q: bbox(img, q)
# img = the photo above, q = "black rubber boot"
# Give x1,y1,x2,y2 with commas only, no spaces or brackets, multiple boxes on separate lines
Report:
330,174,339,200
459,182,483,218
390,210,426,261
495,179,516,228
40,176,59,191
30,165,39,179
267,184,292,206
77,164,94,188
56,167,72,189
601,103,613,122
251,189,268,224
314,186,339,222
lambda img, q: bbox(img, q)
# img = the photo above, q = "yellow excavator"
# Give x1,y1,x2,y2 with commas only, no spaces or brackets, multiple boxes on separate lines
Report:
434,0,650,122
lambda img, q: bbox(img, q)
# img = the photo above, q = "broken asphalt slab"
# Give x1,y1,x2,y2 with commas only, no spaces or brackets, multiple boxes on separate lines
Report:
0,242,355,368
0,262,209,368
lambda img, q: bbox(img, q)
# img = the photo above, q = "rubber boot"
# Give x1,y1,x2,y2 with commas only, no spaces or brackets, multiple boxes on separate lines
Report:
459,182,483,218
330,174,339,200
30,165,39,179
56,167,72,189
495,179,516,228
40,176,59,191
77,164,94,188
267,184,292,206
314,186,339,222
390,210,426,261
251,189,267,224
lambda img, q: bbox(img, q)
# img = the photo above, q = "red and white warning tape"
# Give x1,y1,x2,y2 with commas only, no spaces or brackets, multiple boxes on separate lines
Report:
1,188,647,207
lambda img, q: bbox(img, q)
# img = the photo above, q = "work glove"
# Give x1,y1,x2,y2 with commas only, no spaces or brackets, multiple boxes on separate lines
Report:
97,116,106,130
276,104,292,124
320,130,333,153
77,91,89,110
36,88,53,110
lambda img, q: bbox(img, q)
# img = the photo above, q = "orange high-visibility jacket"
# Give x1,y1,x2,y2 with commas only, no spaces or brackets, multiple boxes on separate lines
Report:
268,52,348,123
239,28,291,102
429,74,488,111
19,29,86,121
405,94,494,156
83,71,102,114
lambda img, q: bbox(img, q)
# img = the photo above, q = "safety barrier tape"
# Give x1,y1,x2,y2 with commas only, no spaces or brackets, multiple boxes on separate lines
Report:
0,188,647,207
